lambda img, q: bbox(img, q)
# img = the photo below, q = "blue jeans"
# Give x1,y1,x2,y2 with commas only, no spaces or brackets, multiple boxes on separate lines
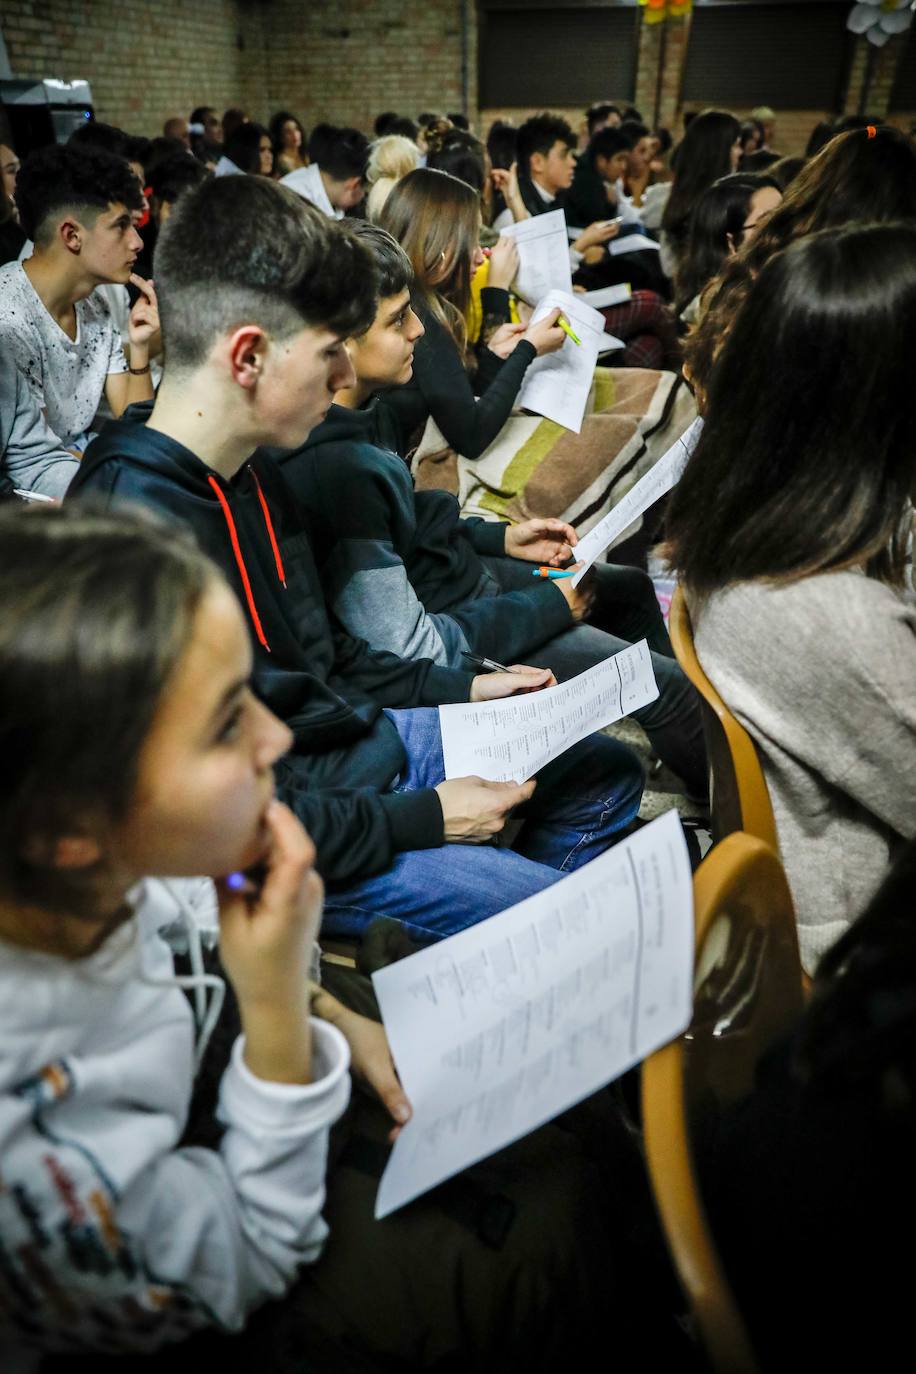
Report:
321,707,644,944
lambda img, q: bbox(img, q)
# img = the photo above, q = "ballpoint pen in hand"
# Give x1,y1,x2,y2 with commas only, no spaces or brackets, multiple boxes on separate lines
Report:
461,651,513,673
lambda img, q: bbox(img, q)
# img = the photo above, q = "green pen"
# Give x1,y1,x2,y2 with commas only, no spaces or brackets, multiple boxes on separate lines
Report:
532,567,576,579
557,314,581,346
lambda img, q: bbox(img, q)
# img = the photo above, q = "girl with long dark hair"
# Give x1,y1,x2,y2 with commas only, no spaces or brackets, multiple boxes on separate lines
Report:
660,109,742,276
665,223,916,973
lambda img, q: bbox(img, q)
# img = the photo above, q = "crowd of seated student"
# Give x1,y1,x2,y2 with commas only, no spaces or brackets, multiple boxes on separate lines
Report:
0,98,914,1368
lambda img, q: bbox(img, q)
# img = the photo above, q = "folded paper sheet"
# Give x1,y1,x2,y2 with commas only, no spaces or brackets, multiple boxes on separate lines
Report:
439,639,658,783
515,289,608,432
570,416,704,586
372,808,694,1218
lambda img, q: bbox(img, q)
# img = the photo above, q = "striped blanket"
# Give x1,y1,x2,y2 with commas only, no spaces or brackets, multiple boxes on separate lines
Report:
411,368,697,543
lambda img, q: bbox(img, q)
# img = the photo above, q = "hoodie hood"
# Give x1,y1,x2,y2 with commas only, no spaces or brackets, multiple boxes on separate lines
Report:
292,397,405,459
71,404,378,736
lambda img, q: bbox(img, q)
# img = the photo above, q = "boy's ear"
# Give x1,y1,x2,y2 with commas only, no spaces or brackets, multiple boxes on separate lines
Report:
226,326,270,389
529,151,546,178
59,216,84,255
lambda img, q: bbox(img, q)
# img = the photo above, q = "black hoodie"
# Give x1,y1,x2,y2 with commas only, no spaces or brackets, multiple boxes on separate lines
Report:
278,400,572,666
68,403,475,883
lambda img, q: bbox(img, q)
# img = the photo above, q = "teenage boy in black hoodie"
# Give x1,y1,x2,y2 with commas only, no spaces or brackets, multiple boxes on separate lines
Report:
69,176,645,943
280,223,705,800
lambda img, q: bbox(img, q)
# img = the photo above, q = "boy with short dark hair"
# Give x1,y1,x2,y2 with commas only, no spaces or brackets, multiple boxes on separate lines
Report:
0,143,158,452
282,222,706,798
283,123,369,218
68,177,645,943
147,152,208,227
586,102,621,137
494,112,618,265
563,124,638,228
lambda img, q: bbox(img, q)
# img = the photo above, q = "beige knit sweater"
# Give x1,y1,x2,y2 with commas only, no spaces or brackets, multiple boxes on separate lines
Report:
689,570,916,974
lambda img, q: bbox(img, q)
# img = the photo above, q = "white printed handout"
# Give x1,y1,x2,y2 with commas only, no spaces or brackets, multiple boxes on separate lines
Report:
372,808,695,1218
515,289,607,432
570,416,705,587
439,639,658,783
581,283,633,310
499,209,573,304
609,232,661,256
598,332,626,356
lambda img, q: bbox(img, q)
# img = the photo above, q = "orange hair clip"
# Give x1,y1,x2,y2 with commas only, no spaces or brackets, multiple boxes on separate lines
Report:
867,125,877,139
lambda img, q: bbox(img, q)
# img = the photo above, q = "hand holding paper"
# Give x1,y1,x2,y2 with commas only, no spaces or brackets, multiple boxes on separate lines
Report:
470,665,556,701
504,516,578,565
570,416,704,586
440,640,659,783
515,289,608,432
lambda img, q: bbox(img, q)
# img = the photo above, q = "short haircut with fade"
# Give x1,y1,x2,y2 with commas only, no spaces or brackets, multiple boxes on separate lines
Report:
516,113,575,177
153,176,379,371
348,221,414,304
15,143,144,244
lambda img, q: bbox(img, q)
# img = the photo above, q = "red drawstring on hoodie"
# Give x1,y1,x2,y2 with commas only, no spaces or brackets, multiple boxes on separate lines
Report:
249,468,287,587
207,475,272,651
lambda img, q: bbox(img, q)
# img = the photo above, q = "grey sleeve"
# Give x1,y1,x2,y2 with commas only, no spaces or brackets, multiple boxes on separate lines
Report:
0,362,80,498
327,538,470,667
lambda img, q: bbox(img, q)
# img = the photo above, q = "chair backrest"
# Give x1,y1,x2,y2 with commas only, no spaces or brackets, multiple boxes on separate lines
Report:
668,584,779,852
641,832,805,1374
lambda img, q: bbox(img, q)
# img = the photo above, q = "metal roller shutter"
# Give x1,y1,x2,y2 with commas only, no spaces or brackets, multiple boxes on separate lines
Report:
681,2,852,110
479,5,638,106
889,33,916,112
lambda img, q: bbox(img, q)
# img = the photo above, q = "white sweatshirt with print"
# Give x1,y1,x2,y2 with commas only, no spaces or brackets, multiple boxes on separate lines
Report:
0,879,350,1364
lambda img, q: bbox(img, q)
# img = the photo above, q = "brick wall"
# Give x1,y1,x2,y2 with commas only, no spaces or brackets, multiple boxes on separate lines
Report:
0,0,473,138
259,0,474,134
0,0,267,133
0,1,911,150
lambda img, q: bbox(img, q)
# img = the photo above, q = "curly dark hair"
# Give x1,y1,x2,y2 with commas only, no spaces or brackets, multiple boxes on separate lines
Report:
15,142,143,243
516,113,575,177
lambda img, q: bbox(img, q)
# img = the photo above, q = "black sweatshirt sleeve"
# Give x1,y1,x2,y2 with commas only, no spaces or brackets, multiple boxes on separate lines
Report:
329,625,473,707
274,762,445,883
458,517,509,557
411,310,536,460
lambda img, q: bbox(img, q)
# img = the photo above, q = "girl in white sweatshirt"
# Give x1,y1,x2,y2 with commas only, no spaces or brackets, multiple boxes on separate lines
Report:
0,504,354,1365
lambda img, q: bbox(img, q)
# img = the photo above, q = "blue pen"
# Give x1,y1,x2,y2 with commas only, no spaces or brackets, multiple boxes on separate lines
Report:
532,567,576,580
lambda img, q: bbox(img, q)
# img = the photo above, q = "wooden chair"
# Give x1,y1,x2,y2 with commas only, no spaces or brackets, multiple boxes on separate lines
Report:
668,584,779,852
641,832,805,1374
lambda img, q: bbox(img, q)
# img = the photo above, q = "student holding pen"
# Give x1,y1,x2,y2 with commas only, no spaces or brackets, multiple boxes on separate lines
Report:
282,222,707,800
